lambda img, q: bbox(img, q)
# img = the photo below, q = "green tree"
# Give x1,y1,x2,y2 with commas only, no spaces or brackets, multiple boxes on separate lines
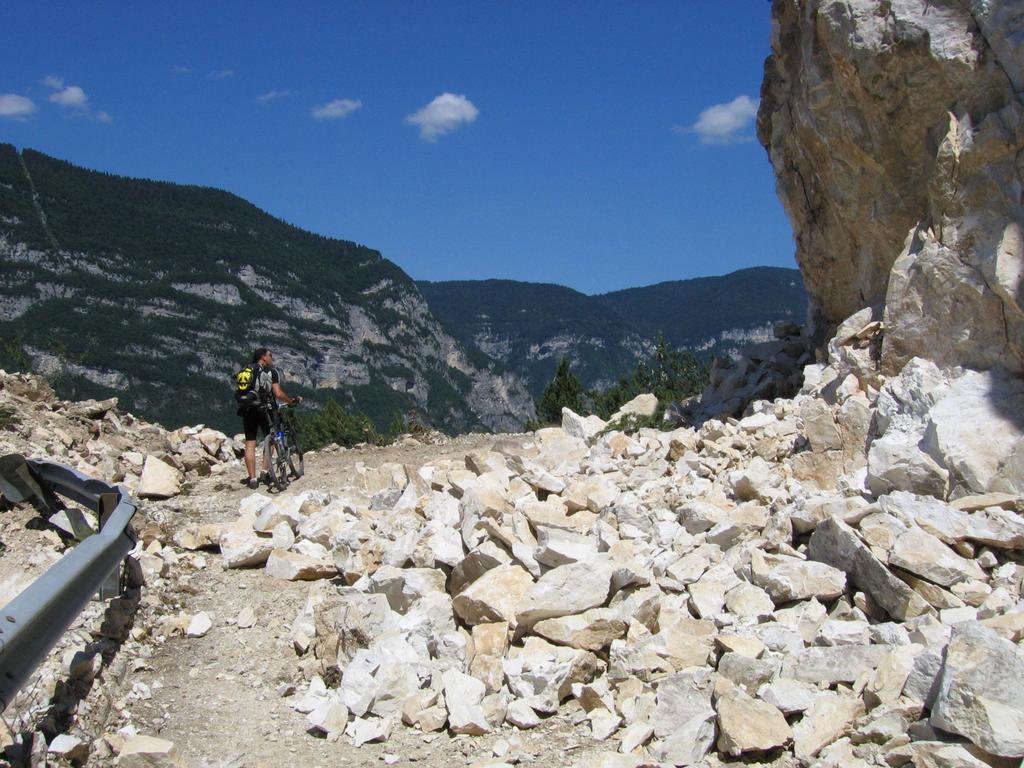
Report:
296,397,380,450
590,334,709,420
533,358,583,426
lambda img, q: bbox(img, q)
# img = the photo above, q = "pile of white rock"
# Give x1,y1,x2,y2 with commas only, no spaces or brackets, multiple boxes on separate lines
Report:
179,313,1024,766
0,370,243,503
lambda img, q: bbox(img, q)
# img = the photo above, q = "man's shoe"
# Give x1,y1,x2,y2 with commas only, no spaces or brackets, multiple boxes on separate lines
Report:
247,477,259,490
259,471,271,485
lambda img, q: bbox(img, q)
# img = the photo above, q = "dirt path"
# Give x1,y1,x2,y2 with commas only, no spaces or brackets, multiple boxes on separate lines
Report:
122,434,611,768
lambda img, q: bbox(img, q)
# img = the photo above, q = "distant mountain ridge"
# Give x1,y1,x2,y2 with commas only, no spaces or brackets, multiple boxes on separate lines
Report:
419,268,807,396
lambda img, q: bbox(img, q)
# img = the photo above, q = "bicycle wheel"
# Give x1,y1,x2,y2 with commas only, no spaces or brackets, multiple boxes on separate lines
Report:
285,427,304,479
265,436,290,491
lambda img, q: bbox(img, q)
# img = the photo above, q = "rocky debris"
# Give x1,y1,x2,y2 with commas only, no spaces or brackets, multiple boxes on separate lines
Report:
6,261,1024,767
130,315,1014,766
2,2,1022,766
670,323,813,424
0,369,244,501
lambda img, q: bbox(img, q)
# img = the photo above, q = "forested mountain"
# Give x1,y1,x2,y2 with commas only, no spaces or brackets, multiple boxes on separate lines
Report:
0,145,533,434
417,279,652,396
419,269,807,396
597,267,807,351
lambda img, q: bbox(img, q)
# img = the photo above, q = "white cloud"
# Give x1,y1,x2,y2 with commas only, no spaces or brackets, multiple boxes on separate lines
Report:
0,94,36,119
311,98,362,120
38,76,110,124
171,65,193,75
49,85,88,108
209,69,235,80
258,89,294,104
679,95,759,145
405,92,478,142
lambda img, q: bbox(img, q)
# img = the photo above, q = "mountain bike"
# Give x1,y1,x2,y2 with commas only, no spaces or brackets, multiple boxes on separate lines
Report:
261,403,304,491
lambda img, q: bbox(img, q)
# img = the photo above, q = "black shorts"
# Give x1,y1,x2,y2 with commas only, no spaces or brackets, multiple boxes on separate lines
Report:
241,408,271,442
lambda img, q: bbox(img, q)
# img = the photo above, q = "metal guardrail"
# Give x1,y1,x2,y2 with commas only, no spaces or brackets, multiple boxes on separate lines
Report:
0,456,138,711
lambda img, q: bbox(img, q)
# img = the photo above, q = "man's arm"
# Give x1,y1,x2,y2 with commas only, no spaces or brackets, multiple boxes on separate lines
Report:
270,370,301,406
271,381,300,405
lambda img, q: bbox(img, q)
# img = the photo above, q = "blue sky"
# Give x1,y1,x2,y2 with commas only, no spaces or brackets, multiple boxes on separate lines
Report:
0,2,795,294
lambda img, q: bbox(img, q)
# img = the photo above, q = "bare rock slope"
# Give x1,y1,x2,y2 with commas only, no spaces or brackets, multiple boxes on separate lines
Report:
759,0,1024,373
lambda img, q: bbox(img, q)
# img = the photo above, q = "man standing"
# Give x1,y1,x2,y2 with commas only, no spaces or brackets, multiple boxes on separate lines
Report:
241,347,301,489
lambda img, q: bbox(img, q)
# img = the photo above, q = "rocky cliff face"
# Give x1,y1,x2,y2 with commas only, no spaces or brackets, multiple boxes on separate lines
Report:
759,0,1024,374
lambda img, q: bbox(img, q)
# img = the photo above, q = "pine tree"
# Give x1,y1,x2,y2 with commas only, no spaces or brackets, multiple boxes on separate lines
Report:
534,358,583,425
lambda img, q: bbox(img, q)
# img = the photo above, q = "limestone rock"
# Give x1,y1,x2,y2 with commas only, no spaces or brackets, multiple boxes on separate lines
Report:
611,394,658,421
782,645,886,686
453,564,534,626
808,517,931,621
889,527,986,587
138,455,181,499
48,734,88,761
186,612,213,638
505,700,540,730
346,716,394,746
503,637,603,714
533,608,627,651
649,669,716,766
864,644,922,709
751,549,846,603
930,622,1024,757
219,529,274,569
307,694,350,737
791,691,865,760
909,742,997,768
866,435,949,498
923,369,1024,494
716,688,791,756
442,669,491,735
265,549,337,581
515,560,612,627
759,0,1024,375
561,408,607,442
724,582,775,620
718,653,780,693
756,678,817,715
116,735,187,767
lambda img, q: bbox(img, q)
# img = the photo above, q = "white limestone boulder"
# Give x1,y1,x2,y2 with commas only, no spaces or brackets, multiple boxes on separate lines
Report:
750,549,846,603
138,455,181,499
452,564,534,626
516,559,613,627
716,688,792,756
930,622,1024,758
266,549,337,581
